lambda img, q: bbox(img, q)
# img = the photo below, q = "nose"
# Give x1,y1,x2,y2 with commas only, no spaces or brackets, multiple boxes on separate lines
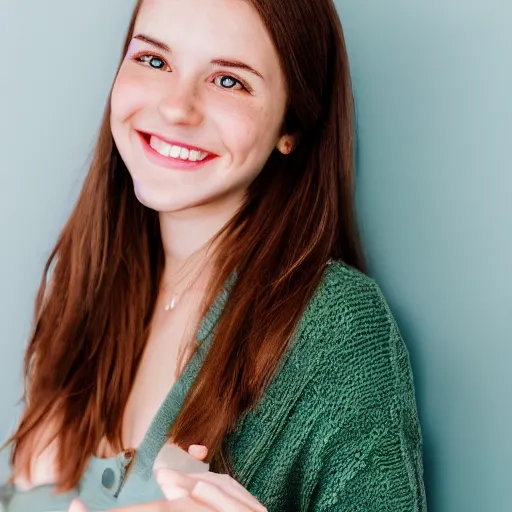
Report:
157,79,204,127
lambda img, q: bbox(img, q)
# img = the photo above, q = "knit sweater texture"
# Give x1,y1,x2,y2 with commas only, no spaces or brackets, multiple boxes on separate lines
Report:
4,260,427,511
225,261,427,511
138,260,427,511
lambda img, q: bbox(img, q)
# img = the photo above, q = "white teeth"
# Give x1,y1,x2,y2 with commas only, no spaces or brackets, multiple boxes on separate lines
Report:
169,145,180,158
149,136,209,162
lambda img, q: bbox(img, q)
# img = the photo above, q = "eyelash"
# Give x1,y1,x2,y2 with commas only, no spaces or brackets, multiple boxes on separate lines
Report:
130,52,252,93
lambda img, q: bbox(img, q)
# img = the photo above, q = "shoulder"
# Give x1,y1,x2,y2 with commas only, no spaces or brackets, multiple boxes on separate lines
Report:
302,259,394,342
297,260,415,411
298,263,426,511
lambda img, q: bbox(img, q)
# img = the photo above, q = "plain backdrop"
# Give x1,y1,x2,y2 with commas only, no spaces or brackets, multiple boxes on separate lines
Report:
0,1,510,511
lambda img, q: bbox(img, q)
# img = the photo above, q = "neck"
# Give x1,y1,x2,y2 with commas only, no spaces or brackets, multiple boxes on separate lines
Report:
158,195,243,283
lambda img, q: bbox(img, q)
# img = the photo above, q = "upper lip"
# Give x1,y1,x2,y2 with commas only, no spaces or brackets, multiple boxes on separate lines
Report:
138,130,215,155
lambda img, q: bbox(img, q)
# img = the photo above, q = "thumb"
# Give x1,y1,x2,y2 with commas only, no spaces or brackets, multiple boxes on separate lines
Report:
67,499,89,512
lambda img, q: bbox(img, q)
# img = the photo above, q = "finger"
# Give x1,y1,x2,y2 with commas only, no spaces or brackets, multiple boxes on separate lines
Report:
155,472,191,503
188,445,208,461
155,468,196,494
155,469,195,502
190,480,253,512
187,472,267,511
159,484,191,502
68,499,89,512
156,470,265,512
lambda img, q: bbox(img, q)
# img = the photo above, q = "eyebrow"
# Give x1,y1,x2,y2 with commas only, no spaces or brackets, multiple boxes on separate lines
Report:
133,34,170,52
132,33,264,80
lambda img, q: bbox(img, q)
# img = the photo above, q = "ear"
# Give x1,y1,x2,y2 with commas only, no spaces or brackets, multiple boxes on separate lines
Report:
276,134,297,155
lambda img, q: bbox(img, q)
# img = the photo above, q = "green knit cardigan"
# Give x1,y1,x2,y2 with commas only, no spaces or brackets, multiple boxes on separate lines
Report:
4,261,427,512
222,261,427,510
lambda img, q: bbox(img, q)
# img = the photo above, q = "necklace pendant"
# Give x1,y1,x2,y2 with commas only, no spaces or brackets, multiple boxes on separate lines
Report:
164,296,178,312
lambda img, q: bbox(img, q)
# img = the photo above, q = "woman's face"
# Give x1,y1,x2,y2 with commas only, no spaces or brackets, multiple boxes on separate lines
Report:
111,0,290,214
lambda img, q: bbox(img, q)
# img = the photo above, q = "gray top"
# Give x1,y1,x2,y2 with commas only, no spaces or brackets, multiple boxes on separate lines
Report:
3,274,233,512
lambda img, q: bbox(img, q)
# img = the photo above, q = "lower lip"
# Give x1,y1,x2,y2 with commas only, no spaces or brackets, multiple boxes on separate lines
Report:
135,131,217,171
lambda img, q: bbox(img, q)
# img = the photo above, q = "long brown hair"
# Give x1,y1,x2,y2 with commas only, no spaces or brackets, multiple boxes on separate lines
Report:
8,0,365,490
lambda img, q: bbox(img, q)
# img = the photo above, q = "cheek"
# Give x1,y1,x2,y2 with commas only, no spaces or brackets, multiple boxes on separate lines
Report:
110,68,148,122
219,102,281,156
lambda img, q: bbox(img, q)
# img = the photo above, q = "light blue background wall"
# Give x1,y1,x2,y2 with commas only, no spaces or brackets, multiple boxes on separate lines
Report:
335,1,511,511
0,1,510,511
0,0,136,482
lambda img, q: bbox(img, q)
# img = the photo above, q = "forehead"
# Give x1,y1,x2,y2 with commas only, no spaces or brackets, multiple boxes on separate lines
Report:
135,0,280,73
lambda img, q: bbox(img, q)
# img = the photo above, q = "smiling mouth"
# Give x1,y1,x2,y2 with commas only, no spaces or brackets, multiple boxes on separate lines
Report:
138,132,212,162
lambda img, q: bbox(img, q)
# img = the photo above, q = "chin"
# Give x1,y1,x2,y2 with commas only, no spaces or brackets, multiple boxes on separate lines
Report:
133,181,206,214
133,182,177,212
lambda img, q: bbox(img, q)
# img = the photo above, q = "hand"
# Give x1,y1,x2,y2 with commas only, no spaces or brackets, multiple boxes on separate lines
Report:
153,444,265,511
153,468,267,512
68,445,267,511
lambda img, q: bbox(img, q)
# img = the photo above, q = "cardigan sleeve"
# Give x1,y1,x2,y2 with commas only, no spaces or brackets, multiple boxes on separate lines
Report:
310,401,426,511
309,305,427,511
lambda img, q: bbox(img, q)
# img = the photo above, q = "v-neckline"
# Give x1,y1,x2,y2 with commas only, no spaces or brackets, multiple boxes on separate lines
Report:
131,270,237,478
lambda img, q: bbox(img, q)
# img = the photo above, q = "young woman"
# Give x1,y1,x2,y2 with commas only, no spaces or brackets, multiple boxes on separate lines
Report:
4,0,427,510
